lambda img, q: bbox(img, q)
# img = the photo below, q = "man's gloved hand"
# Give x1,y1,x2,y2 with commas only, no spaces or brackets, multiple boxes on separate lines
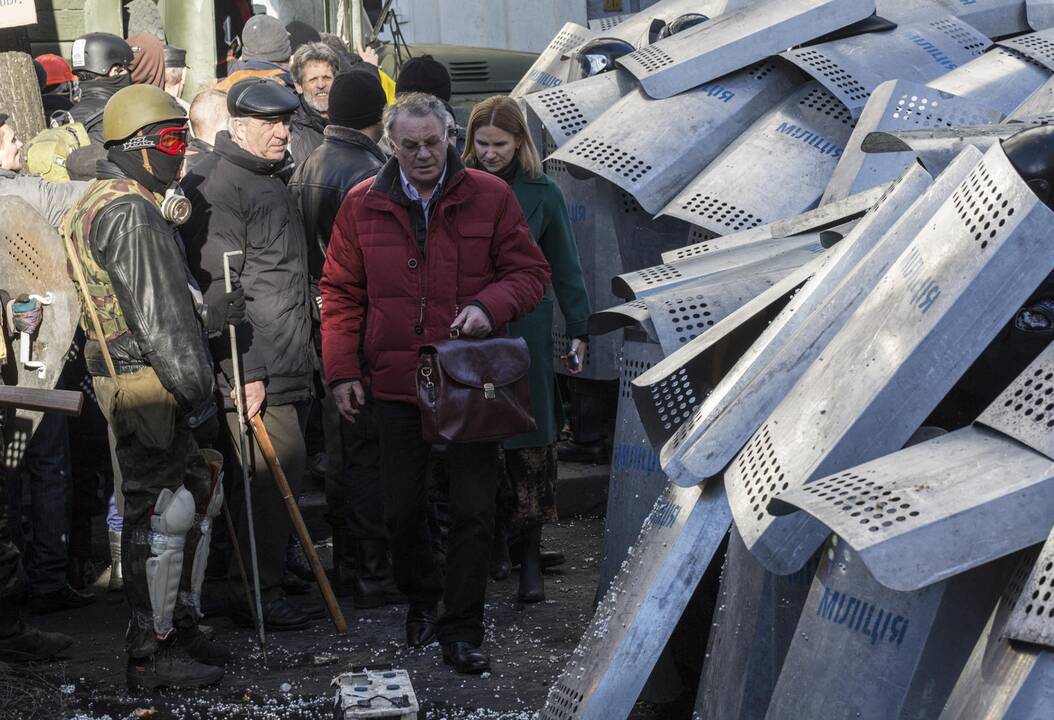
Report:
191,413,219,449
204,288,246,335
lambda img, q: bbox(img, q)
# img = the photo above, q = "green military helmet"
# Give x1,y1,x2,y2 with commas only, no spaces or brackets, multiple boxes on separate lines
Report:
102,84,187,145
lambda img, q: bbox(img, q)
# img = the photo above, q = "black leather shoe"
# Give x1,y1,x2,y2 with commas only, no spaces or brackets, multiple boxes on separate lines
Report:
405,604,438,648
230,596,311,631
442,641,491,674
281,572,311,596
30,584,96,614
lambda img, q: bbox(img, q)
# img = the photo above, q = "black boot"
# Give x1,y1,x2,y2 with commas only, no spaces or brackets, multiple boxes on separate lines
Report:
0,619,73,662
175,625,232,667
517,525,545,604
126,641,224,690
328,524,357,597
489,515,511,581
354,539,406,609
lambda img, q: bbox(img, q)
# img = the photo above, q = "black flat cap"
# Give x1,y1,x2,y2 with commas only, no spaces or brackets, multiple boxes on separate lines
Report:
227,77,299,118
164,45,187,68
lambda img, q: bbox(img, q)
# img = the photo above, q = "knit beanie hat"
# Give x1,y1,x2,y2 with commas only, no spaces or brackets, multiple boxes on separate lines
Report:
286,20,321,52
242,15,292,63
329,70,387,130
395,55,451,102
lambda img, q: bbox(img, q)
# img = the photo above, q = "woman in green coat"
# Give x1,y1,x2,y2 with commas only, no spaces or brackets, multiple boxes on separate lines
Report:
463,96,592,603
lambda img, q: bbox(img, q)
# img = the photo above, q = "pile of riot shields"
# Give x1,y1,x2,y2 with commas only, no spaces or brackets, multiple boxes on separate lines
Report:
514,1,1054,717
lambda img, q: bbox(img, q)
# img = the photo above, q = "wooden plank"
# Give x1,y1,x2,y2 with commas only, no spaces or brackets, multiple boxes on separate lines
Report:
0,386,83,415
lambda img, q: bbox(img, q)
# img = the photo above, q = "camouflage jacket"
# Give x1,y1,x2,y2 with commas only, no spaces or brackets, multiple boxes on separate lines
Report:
60,176,216,426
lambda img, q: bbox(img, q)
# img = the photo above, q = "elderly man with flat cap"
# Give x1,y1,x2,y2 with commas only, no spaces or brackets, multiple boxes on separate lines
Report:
181,78,315,631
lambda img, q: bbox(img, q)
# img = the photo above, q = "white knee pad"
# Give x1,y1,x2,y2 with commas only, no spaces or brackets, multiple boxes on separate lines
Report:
185,457,225,617
145,486,196,639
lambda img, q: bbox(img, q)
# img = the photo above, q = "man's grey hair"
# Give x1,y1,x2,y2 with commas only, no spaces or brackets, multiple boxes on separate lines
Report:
189,88,228,144
290,41,339,87
383,92,453,143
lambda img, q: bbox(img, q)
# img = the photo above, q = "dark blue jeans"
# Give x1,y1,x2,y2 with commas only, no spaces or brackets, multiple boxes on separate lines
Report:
10,412,72,594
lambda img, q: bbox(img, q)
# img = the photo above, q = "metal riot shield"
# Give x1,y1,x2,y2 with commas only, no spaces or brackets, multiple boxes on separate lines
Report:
764,537,1012,720
769,426,1054,591
602,0,753,48
0,197,79,468
875,0,1031,39
658,160,940,486
589,299,658,343
607,184,697,275
724,142,1054,576
588,13,632,32
613,234,824,300
999,28,1054,73
596,340,669,596
632,263,817,453
663,161,942,486
781,16,991,119
660,182,889,265
523,70,636,149
660,82,855,235
1007,73,1054,119
929,47,1052,116
1027,0,1054,31
821,79,1002,203
550,62,802,214
615,0,875,100
859,124,1029,178
693,526,817,720
643,247,825,356
546,143,623,381
939,548,1054,720
540,481,731,720
510,22,593,98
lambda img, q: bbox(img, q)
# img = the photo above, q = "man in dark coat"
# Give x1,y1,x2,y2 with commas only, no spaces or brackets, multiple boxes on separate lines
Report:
288,42,338,164
321,92,550,674
288,70,395,608
68,33,134,144
181,78,315,631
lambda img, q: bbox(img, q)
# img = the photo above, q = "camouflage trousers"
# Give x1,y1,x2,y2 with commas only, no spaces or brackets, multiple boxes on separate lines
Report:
93,368,214,659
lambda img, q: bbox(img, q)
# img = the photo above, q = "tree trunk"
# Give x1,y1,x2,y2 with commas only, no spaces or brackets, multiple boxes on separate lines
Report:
0,51,45,142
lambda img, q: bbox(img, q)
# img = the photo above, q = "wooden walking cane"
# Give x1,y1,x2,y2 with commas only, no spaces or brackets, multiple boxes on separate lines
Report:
223,250,268,650
249,414,348,634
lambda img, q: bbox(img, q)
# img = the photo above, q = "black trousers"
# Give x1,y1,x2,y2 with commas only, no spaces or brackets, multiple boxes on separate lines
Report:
374,400,497,646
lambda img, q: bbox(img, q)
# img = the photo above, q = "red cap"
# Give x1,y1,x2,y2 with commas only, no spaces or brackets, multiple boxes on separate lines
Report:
35,53,75,86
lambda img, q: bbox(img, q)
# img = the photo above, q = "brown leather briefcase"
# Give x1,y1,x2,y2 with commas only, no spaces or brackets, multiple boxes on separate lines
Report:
417,336,536,444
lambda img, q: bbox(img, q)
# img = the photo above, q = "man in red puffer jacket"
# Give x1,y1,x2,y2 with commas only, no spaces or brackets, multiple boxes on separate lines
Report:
321,92,550,675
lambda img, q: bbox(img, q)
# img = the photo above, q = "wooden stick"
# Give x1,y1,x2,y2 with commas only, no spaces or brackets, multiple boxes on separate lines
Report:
0,386,83,415
249,414,348,634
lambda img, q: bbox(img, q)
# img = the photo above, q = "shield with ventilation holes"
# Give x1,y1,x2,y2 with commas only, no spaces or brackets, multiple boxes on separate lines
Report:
0,196,79,468
550,61,802,214
615,0,875,100
822,79,1002,203
724,142,1054,576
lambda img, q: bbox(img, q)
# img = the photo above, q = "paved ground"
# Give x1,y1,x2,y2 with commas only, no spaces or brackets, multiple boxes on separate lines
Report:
3,465,611,720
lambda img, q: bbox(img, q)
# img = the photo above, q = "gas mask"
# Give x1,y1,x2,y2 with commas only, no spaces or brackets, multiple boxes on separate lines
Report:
161,185,192,226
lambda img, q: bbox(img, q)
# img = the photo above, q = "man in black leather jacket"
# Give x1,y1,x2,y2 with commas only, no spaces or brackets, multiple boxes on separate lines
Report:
181,78,315,632
62,84,239,689
68,33,134,144
288,70,400,609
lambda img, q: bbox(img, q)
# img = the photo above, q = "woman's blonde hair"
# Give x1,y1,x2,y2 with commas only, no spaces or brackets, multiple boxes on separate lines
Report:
462,95,542,178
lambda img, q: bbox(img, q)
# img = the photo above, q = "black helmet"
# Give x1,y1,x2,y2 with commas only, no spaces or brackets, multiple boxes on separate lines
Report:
658,13,709,39
1003,125,1054,209
573,38,635,80
70,32,133,76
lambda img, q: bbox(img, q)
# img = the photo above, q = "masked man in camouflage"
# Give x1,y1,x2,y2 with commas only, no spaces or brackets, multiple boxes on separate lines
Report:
60,84,242,689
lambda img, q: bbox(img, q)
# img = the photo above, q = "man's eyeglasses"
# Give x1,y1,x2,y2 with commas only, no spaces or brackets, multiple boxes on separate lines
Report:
121,126,188,156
